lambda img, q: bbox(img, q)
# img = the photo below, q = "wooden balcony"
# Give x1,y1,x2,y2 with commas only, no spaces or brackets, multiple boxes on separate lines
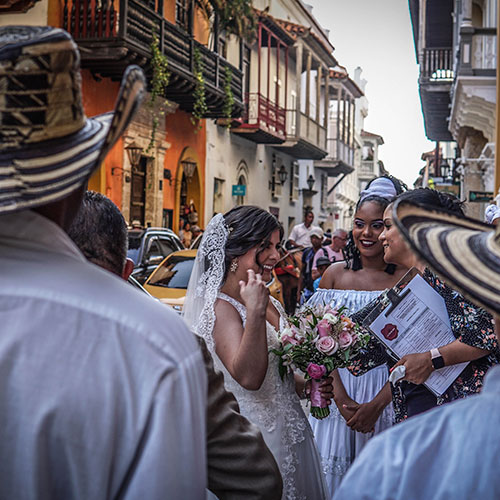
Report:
62,0,243,118
231,93,286,144
276,110,327,160
418,47,453,141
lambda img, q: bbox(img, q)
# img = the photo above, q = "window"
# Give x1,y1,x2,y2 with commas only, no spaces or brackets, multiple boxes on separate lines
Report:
243,45,251,97
176,0,189,31
218,30,227,59
148,256,195,289
288,91,297,136
270,170,282,199
236,174,247,206
289,162,299,202
213,178,225,214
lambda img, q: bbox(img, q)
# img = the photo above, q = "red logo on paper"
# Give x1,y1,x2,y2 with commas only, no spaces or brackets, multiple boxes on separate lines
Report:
381,324,398,341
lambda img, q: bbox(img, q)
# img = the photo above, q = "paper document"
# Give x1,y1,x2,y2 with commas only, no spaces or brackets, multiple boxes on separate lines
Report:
364,269,468,396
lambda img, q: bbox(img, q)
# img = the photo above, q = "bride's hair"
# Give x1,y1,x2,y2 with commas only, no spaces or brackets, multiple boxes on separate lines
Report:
223,205,283,281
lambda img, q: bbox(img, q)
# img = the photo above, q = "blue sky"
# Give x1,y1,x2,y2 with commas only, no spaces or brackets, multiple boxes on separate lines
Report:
306,0,435,186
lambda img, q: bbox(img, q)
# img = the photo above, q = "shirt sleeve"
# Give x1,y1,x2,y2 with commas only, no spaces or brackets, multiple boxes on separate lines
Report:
199,338,283,500
288,225,298,242
122,351,207,500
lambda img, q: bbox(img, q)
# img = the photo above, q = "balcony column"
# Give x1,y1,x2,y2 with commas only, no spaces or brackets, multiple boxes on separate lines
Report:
341,89,346,144
316,64,322,124
295,41,303,137
461,0,473,27
324,69,329,129
336,84,341,156
305,49,312,118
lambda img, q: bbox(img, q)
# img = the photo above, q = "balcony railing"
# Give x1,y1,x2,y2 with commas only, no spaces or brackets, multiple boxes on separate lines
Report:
326,138,354,166
244,92,286,137
421,48,454,81
360,160,375,177
471,31,497,70
62,0,243,118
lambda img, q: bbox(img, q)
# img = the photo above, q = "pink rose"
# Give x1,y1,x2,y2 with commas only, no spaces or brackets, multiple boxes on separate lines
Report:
317,319,331,338
306,363,327,379
316,336,339,355
339,331,353,349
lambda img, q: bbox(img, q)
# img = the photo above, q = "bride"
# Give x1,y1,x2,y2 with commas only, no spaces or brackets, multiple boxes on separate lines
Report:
184,205,329,500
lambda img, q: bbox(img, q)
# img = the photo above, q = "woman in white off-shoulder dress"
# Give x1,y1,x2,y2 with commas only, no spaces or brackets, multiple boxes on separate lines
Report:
184,206,329,500
308,177,408,497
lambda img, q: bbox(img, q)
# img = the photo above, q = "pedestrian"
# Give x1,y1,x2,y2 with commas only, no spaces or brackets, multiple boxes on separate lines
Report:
191,224,202,240
0,26,207,498
335,193,500,500
312,256,331,291
288,210,321,248
68,191,283,500
311,228,348,279
182,221,193,247
297,227,324,304
188,200,199,225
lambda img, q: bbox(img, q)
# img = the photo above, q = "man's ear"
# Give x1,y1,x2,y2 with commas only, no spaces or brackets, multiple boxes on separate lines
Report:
122,258,135,281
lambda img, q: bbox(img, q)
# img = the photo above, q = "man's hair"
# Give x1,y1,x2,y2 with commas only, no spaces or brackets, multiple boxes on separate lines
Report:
333,229,347,238
67,190,128,276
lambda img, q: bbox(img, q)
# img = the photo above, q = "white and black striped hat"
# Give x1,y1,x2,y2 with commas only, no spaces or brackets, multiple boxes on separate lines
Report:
0,26,146,214
394,198,500,315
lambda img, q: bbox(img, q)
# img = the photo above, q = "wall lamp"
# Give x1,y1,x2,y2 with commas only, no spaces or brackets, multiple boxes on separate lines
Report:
125,141,143,168
111,166,131,183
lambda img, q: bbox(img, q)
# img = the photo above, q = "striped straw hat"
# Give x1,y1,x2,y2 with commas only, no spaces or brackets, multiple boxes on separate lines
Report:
394,198,500,315
0,26,146,214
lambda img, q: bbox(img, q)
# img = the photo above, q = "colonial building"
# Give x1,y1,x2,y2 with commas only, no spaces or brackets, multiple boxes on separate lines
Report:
2,0,245,231
409,0,497,217
204,0,337,236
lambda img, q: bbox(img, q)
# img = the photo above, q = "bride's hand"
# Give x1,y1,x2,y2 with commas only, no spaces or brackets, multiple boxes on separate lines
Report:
239,269,269,314
305,377,334,406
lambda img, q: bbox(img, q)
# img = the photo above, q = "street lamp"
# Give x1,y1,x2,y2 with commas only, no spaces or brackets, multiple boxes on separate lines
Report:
180,160,197,182
125,141,143,168
306,174,315,191
278,164,288,185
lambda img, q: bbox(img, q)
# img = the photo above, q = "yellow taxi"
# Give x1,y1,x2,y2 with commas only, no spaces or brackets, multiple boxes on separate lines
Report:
144,249,284,313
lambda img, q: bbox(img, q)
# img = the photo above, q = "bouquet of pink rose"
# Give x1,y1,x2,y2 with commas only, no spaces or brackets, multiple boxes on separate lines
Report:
272,303,370,419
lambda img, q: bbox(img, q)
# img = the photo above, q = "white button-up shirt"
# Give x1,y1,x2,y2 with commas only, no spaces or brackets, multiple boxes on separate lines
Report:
0,210,207,499
288,223,321,247
334,365,500,499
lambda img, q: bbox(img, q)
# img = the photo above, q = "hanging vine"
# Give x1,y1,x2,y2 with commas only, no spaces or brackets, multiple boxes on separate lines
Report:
191,46,208,130
222,66,234,126
147,28,170,155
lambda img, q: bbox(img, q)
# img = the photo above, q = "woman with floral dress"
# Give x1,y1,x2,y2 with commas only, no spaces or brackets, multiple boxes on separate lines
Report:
349,188,499,423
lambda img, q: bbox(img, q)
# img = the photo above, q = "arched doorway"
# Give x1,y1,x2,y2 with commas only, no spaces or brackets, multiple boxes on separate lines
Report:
175,148,202,232
235,160,249,206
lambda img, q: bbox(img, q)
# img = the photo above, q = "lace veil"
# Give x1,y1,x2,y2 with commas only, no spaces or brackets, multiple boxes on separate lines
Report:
182,213,228,351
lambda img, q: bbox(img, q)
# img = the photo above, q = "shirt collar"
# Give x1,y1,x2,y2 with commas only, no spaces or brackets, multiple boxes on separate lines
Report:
0,210,87,262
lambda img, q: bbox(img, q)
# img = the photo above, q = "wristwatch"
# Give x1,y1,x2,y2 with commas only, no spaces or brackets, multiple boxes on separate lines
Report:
430,348,445,370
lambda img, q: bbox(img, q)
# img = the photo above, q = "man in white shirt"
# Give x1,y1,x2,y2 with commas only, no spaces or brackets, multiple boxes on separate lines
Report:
334,199,500,500
0,26,207,499
288,210,321,248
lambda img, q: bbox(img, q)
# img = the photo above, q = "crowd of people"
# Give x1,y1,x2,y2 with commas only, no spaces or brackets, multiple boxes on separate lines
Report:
2,25,500,500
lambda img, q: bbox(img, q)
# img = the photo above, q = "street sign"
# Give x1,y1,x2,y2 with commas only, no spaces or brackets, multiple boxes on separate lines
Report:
232,184,246,196
468,190,494,203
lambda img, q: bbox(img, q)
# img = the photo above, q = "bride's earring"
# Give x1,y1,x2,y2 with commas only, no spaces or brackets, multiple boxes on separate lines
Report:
230,259,238,273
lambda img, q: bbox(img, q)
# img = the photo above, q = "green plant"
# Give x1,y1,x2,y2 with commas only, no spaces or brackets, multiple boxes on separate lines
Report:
191,46,208,130
195,0,257,43
222,66,234,125
147,28,170,155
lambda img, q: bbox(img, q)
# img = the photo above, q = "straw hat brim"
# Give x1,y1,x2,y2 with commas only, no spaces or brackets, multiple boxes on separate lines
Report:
394,198,500,316
0,65,145,214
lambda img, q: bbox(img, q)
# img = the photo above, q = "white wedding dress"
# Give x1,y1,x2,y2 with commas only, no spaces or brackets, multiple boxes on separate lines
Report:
214,292,328,500
307,289,394,498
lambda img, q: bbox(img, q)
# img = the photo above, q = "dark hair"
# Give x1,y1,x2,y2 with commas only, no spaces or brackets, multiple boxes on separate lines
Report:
222,205,283,280
394,188,465,217
67,190,127,276
344,195,396,274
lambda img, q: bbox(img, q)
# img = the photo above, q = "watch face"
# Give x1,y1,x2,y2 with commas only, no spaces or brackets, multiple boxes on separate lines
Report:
432,356,445,370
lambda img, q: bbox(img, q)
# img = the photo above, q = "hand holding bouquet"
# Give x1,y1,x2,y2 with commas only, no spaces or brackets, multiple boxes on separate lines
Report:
272,304,370,419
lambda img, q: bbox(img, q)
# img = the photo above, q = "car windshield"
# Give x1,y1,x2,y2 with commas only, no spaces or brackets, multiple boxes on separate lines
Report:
147,256,195,289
